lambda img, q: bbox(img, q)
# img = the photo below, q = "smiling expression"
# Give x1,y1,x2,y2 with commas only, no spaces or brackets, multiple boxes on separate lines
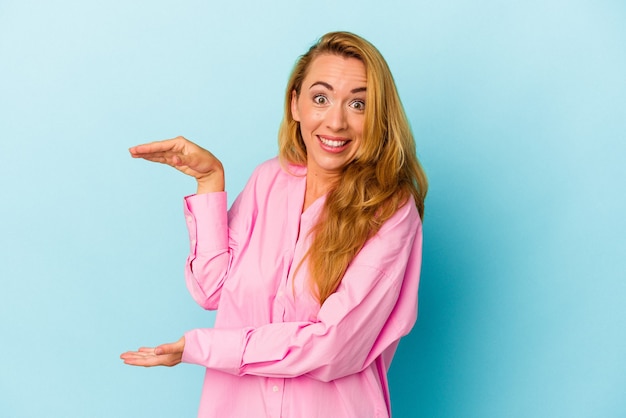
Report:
291,54,367,180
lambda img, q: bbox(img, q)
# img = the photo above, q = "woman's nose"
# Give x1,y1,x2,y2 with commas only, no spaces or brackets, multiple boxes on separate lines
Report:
325,104,348,131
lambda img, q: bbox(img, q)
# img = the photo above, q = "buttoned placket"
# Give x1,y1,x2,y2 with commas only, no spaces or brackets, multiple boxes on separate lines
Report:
265,376,285,418
265,172,305,418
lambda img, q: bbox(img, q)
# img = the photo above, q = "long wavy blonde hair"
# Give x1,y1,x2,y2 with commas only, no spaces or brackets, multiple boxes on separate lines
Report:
278,31,428,305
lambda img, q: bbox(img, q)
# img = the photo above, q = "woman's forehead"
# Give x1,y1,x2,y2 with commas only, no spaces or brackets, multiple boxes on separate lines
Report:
302,54,367,89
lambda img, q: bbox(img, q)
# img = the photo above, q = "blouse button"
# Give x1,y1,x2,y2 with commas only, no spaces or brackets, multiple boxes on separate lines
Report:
272,385,279,392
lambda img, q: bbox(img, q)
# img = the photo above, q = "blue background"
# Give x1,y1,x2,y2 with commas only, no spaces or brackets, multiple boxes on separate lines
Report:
1,1,624,417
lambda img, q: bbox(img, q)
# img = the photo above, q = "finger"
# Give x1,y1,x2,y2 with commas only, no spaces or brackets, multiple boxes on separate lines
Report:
120,350,152,359
129,138,183,156
120,351,161,366
137,152,213,175
130,138,180,154
122,355,158,367
132,153,190,170
120,354,150,366
121,352,180,367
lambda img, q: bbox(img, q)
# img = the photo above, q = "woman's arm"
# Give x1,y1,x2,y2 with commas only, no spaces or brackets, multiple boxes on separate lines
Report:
122,195,422,380
181,199,423,381
182,192,230,309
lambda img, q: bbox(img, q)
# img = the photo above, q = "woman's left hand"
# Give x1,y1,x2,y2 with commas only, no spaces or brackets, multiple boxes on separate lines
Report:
120,336,185,367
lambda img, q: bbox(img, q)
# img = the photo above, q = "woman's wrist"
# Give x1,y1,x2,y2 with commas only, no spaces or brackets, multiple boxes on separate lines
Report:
196,171,225,194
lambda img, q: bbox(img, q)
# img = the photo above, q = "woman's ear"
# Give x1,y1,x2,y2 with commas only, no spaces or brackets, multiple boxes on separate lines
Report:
291,90,300,122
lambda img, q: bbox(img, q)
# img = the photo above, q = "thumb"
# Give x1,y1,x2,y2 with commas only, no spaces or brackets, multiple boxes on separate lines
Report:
155,337,185,355
172,152,197,168
154,343,173,355
176,152,217,174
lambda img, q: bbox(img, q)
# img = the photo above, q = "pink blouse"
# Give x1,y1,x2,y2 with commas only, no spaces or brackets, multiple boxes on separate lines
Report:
181,158,423,418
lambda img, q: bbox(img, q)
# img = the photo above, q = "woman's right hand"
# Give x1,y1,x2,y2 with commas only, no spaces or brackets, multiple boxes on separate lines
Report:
129,136,224,194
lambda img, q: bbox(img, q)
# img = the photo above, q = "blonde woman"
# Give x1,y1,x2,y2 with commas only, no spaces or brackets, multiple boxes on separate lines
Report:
121,31,428,418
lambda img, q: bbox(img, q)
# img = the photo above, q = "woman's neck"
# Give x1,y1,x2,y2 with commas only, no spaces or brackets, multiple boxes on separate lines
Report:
303,171,337,212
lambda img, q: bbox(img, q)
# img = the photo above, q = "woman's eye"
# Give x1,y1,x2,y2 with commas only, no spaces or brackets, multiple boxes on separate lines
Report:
350,100,365,111
313,95,328,105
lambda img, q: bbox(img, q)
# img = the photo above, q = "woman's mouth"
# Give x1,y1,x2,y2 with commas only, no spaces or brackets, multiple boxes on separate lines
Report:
320,136,347,147
318,136,350,152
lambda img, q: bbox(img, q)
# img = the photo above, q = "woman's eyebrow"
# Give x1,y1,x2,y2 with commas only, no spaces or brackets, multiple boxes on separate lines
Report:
310,81,334,90
309,81,367,94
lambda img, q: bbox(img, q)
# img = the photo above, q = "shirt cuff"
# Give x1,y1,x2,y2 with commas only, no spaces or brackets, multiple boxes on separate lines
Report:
183,192,228,255
182,328,247,375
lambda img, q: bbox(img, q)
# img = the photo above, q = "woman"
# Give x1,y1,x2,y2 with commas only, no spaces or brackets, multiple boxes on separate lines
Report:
121,31,427,417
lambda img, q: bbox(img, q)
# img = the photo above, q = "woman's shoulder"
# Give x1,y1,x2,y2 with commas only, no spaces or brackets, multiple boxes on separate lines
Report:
371,195,422,244
255,157,281,171
250,157,306,182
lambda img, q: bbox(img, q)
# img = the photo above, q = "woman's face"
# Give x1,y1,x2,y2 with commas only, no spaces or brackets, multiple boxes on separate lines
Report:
291,53,367,180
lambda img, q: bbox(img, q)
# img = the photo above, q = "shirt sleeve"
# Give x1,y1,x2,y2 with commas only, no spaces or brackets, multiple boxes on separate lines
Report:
182,199,423,382
183,192,230,310
183,165,260,310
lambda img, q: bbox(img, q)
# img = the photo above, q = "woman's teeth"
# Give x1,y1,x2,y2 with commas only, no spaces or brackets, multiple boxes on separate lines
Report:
320,137,347,147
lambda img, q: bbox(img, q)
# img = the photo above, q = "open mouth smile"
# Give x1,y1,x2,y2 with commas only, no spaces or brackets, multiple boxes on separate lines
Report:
318,136,350,149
